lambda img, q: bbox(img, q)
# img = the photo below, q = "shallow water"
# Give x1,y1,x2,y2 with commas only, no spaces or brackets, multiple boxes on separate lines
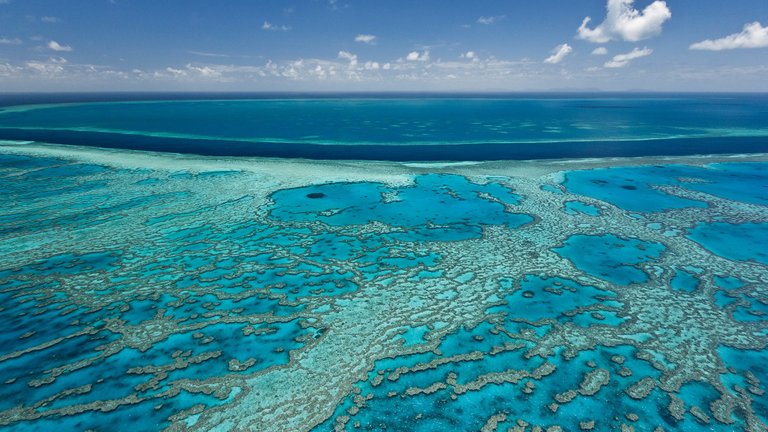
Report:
0,150,767,431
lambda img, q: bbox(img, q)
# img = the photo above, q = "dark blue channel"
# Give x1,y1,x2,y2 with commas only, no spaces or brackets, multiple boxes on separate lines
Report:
1,129,767,161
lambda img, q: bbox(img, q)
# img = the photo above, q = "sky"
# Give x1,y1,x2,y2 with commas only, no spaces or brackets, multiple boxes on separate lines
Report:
0,0,767,92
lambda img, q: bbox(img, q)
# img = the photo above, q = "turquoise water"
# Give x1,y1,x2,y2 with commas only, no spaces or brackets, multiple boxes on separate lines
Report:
1,96,768,160
0,146,767,431
689,222,768,265
564,162,768,212
553,234,665,285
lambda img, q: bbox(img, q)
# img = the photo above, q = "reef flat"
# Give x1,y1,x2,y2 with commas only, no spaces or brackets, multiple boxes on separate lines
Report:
1,142,767,432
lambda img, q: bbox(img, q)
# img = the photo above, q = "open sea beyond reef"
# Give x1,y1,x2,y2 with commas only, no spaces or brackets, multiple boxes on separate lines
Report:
0,94,767,432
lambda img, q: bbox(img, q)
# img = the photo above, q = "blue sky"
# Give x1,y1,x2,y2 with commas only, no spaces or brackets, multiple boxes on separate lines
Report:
0,0,766,91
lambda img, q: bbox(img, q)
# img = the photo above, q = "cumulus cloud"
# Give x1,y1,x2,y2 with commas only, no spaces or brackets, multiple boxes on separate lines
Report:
477,15,505,25
592,47,608,55
184,64,222,78
544,43,573,64
460,51,477,60
0,37,22,45
0,49,663,90
604,47,652,68
578,0,671,43
405,50,430,62
354,34,376,44
48,40,72,52
262,21,290,31
337,50,358,67
690,22,768,51
26,56,68,75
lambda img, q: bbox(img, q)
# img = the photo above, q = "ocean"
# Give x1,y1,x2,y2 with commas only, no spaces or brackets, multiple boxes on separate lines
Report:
0,94,767,431
0,94,767,160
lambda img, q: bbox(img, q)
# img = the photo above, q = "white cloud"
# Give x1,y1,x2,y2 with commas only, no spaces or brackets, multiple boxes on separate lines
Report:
690,22,768,51
604,47,653,68
262,21,291,31
578,0,671,43
2,45,767,91
41,16,61,23
163,67,186,77
188,50,230,58
544,43,573,64
0,51,633,90
337,50,358,67
185,64,222,78
354,34,376,44
592,47,608,55
460,51,477,60
48,40,72,52
406,50,430,62
26,56,68,75
0,63,22,77
477,15,505,25
0,37,22,45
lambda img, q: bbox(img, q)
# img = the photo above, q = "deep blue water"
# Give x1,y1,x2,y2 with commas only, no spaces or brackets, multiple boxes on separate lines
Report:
0,94,767,160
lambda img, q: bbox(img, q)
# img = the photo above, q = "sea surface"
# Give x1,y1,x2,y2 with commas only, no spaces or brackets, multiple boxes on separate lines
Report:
0,94,767,160
0,95,767,431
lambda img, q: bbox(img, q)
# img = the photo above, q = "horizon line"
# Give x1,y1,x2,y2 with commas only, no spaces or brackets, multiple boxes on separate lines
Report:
2,90,768,96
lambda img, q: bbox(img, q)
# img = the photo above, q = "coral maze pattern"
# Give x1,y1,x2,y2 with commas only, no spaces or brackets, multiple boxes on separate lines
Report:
0,152,767,431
